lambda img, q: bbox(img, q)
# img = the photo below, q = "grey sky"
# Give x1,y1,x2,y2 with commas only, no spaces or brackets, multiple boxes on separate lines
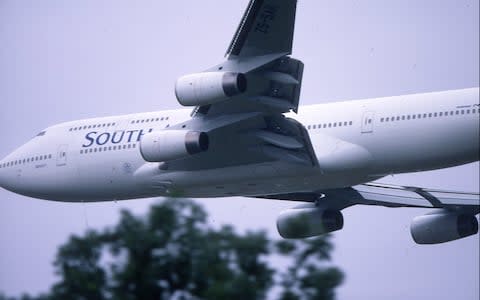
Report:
0,0,478,299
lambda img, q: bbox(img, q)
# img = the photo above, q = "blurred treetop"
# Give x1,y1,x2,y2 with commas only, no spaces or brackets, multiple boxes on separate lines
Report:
1,199,343,300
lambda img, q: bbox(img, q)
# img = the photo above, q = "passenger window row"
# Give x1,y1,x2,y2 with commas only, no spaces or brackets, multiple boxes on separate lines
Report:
70,122,117,132
79,143,137,154
130,117,169,124
380,108,480,123
307,121,354,130
1,154,53,169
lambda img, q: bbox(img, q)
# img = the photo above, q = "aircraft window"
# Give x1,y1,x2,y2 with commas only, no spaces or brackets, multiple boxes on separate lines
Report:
156,118,160,121
108,146,112,151
127,144,131,149
69,128,73,132
412,115,416,119
80,150,83,154
312,125,316,129
380,118,384,122
338,122,342,127
132,144,136,148
450,111,454,115
439,112,443,116
36,131,46,136
123,145,127,149
49,154,52,159
93,148,97,152
166,117,169,120
113,122,116,126
461,110,465,114
103,147,107,151
466,109,470,114
406,115,410,120
140,120,144,123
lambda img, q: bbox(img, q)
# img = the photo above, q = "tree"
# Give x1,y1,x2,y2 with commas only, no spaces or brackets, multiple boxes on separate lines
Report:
3,199,343,300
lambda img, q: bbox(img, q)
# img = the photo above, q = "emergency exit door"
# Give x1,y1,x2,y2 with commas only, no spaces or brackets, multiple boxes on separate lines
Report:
361,111,375,133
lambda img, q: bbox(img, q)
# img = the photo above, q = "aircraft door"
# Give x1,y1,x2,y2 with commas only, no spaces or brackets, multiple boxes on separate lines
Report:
56,144,68,166
361,111,375,134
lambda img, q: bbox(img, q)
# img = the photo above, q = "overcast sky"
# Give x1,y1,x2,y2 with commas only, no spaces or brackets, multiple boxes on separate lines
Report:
0,0,479,299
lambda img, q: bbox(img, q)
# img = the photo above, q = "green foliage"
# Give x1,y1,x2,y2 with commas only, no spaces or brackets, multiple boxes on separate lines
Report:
3,199,343,300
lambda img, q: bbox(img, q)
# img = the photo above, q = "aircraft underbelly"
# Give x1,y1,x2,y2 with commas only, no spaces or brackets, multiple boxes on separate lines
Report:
133,161,373,199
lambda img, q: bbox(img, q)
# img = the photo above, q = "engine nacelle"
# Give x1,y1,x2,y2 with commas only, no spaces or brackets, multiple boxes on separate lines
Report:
175,72,247,106
410,212,478,244
277,208,344,239
140,130,209,162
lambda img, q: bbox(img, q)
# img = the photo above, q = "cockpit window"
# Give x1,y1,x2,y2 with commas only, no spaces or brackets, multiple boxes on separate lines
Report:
36,131,46,137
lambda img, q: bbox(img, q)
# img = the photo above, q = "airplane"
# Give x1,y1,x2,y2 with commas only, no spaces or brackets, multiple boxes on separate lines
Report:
0,0,478,245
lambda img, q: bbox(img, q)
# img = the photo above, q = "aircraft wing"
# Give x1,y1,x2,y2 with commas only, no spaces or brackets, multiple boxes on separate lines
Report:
256,182,480,214
168,0,318,170
351,183,480,213
225,0,297,58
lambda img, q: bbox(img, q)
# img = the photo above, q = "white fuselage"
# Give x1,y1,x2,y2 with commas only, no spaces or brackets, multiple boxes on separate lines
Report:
0,88,479,201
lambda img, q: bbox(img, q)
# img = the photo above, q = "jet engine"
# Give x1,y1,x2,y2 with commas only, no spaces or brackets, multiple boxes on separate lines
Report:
410,212,478,244
175,72,247,106
277,207,344,239
140,130,209,162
